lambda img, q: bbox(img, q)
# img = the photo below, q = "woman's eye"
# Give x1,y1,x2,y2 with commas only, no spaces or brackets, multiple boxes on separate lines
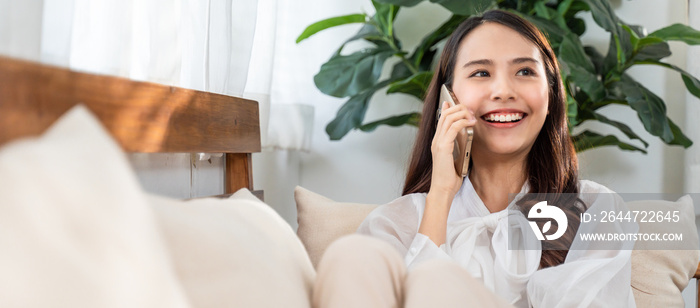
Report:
470,70,489,77
517,68,534,76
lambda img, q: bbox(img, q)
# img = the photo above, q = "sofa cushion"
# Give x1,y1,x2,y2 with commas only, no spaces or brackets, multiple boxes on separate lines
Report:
627,196,700,308
149,188,316,308
294,186,378,268
0,106,189,308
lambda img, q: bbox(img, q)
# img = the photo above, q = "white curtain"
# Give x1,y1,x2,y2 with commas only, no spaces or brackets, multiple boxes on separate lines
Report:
244,0,314,151
0,0,314,214
39,0,258,96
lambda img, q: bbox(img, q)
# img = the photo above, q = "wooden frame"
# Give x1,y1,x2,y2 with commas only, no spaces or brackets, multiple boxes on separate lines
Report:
0,56,261,196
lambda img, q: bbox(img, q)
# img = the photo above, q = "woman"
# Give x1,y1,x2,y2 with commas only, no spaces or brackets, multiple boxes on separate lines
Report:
313,10,636,308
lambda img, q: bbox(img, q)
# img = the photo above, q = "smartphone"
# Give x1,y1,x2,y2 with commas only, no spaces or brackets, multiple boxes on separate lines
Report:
438,84,473,178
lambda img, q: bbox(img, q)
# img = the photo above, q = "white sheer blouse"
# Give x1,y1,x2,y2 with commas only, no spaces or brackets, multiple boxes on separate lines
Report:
357,178,637,308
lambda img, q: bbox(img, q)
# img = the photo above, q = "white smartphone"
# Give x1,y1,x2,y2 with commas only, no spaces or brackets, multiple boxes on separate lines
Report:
438,84,473,178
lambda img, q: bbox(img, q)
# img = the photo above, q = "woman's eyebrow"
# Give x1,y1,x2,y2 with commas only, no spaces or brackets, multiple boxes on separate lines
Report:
462,59,493,68
462,57,538,68
511,57,539,65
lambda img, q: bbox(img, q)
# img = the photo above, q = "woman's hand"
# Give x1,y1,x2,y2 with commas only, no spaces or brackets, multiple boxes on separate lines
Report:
430,101,476,200
418,101,476,247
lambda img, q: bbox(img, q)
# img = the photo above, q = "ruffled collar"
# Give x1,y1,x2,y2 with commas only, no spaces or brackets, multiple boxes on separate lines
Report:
448,176,530,222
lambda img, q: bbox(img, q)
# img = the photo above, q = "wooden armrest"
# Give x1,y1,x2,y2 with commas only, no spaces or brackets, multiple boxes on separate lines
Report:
695,262,700,280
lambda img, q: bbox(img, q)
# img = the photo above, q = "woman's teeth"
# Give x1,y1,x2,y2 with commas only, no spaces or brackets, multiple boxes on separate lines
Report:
484,113,524,123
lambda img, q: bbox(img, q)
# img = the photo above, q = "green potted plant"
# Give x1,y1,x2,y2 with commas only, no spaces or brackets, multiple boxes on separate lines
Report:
296,0,700,153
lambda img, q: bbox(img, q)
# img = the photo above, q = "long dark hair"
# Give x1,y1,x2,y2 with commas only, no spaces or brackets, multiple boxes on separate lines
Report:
402,10,584,269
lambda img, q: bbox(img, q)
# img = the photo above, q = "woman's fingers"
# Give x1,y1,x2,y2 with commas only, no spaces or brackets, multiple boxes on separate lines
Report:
442,119,474,147
435,102,475,142
431,102,474,195
432,102,475,172
434,101,448,140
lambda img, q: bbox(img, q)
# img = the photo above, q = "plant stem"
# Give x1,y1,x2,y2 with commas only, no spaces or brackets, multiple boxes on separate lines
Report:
401,56,418,74
382,37,418,74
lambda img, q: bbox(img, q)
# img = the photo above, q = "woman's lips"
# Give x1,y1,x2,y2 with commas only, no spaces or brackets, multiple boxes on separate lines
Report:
480,111,528,128
482,112,524,123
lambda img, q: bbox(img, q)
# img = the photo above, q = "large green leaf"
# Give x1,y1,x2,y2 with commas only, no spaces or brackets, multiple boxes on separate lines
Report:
589,111,649,148
534,1,568,30
566,94,579,128
390,61,413,80
343,23,385,46
326,80,393,140
373,0,423,7
667,118,693,148
621,24,640,49
519,14,566,47
582,0,619,34
560,1,589,36
370,0,401,53
634,59,700,99
567,17,586,36
562,0,590,17
632,42,671,62
314,47,395,98
601,30,631,80
409,14,466,70
296,14,367,43
584,0,633,74
557,0,576,16
573,130,647,153
386,71,434,100
648,23,700,45
359,112,421,132
372,0,400,38
617,79,674,143
378,0,495,17
583,46,604,74
636,36,665,49
624,22,671,63
560,33,596,73
564,64,605,101
431,0,494,16
559,34,604,101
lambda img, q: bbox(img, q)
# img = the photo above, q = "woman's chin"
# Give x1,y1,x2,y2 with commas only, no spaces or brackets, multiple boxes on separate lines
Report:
481,142,532,158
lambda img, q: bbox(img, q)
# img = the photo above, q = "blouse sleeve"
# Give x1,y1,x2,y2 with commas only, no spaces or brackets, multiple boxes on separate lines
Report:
526,181,638,308
356,194,451,269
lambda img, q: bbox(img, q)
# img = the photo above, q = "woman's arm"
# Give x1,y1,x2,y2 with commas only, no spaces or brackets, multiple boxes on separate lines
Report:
418,191,453,246
419,101,475,246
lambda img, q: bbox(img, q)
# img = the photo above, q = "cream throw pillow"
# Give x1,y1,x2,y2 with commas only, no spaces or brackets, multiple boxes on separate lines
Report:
149,189,316,308
295,186,700,305
295,186,379,268
0,106,189,308
627,196,700,308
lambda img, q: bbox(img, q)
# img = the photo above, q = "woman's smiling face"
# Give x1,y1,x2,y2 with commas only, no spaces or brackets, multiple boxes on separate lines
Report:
451,22,549,159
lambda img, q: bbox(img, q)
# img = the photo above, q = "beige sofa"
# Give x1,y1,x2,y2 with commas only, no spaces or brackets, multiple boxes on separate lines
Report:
2,105,698,307
295,186,700,308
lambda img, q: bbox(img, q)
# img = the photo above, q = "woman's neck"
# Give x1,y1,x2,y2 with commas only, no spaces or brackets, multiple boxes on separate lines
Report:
469,152,527,213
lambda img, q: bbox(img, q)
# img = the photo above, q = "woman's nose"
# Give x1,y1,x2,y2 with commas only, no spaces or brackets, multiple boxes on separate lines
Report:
490,75,516,101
